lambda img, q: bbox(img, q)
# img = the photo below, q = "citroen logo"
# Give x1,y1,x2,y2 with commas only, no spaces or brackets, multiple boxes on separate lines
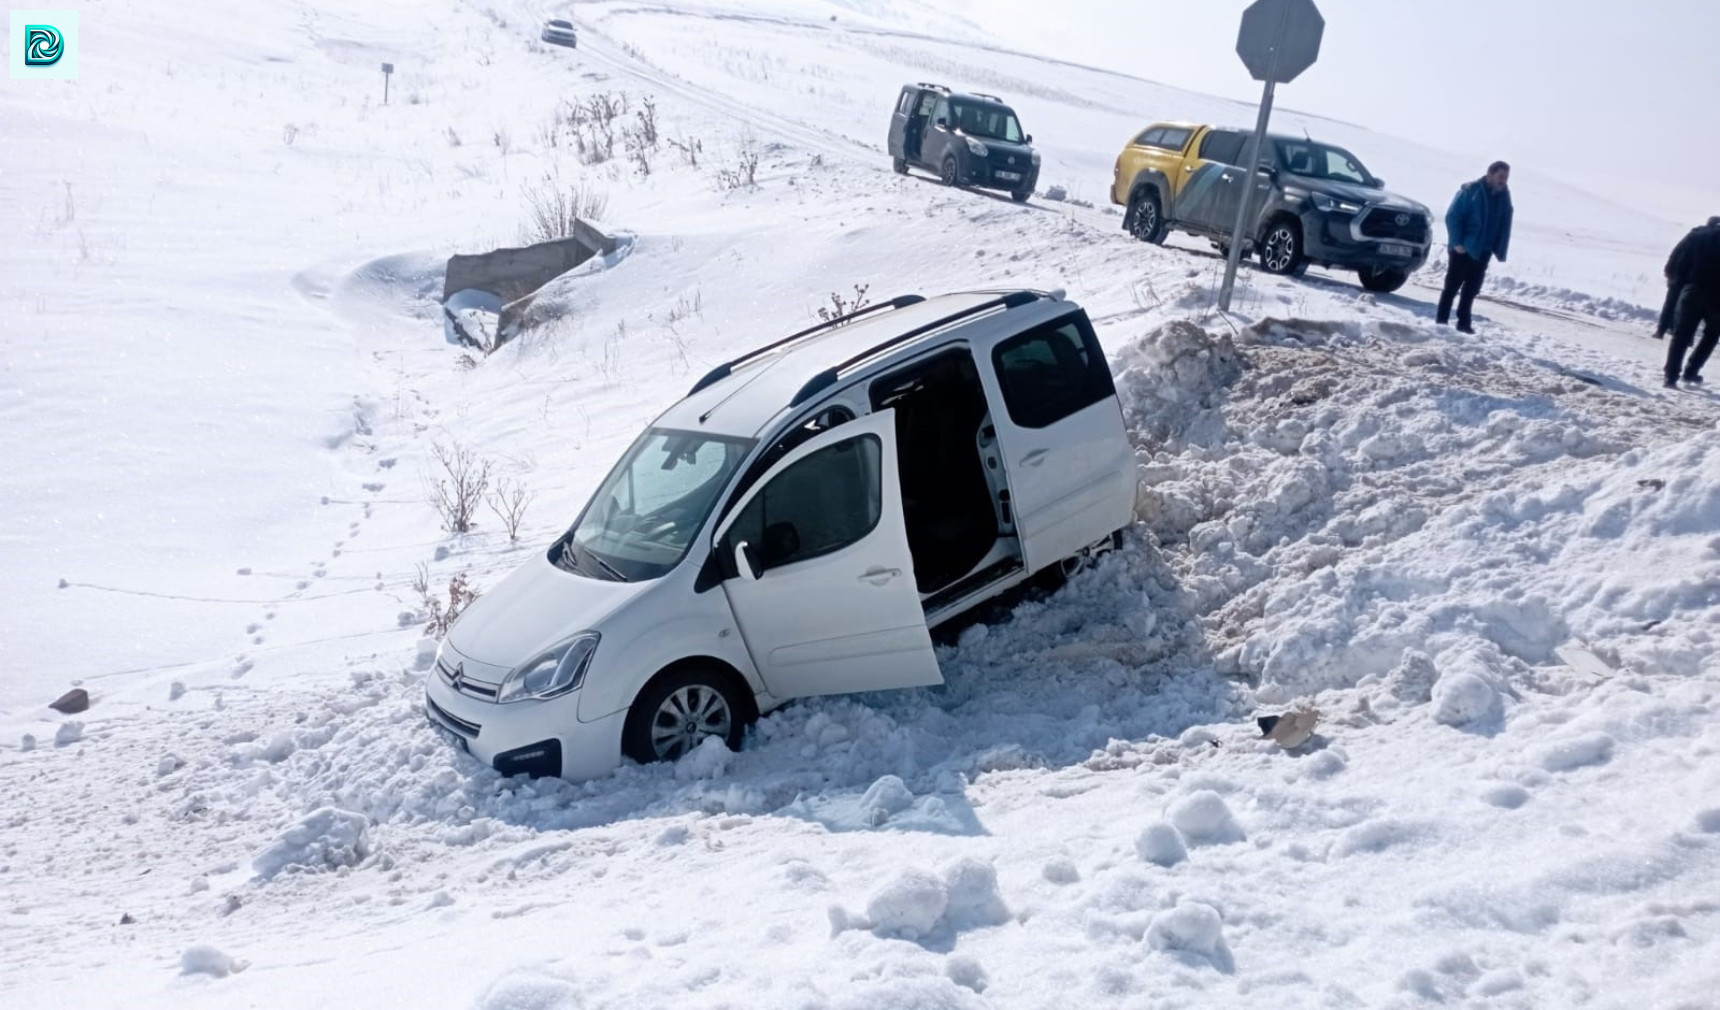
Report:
1008,156,1016,165
1395,213,1410,226
448,663,464,691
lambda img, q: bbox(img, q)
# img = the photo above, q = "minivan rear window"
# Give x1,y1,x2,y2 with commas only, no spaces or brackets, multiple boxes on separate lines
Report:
991,316,1116,429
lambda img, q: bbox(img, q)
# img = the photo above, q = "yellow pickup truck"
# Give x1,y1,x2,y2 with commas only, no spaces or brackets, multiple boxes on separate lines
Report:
1111,122,1432,292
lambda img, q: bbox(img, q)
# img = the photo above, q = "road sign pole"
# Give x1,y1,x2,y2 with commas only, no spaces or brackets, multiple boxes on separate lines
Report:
1218,79,1276,312
1222,0,1318,313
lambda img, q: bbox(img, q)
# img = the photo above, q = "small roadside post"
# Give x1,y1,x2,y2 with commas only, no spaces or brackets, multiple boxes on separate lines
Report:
1219,0,1324,312
381,62,395,105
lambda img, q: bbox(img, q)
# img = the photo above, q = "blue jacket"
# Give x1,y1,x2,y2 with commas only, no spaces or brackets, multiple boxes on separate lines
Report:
1445,179,1514,263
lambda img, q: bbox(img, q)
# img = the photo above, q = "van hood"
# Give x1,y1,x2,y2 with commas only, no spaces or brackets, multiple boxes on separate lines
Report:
448,552,652,667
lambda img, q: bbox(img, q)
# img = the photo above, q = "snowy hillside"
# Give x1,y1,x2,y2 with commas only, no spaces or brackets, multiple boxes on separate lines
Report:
2,0,1718,1008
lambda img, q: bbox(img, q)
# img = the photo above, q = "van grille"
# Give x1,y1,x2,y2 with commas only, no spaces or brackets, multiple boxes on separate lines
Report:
427,696,481,738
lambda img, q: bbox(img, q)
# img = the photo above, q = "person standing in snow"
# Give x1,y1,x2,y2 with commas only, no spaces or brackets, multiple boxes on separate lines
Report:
1656,217,1720,340
1664,218,1720,388
1436,161,1514,334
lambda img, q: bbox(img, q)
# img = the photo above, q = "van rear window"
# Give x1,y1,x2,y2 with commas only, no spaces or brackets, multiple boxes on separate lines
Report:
991,316,1116,429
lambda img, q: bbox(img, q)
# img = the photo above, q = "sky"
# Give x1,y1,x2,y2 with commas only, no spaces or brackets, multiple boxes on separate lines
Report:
951,0,1720,221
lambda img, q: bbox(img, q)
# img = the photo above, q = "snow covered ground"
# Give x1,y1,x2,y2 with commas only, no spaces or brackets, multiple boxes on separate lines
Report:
3,1,1718,1007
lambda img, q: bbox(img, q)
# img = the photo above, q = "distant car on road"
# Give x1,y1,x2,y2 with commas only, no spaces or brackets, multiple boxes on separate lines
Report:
888,83,1040,203
1112,122,1432,293
540,18,577,48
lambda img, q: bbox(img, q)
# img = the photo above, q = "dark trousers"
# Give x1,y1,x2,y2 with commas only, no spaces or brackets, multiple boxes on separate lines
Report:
1666,284,1720,382
1437,251,1488,329
1656,280,1682,336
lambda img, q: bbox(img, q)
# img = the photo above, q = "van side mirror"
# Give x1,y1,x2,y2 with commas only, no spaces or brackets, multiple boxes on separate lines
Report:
1371,178,1386,188
1026,134,1033,144
732,540,759,582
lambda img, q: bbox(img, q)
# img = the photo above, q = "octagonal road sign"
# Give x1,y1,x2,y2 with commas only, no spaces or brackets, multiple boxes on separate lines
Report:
1237,0,1324,84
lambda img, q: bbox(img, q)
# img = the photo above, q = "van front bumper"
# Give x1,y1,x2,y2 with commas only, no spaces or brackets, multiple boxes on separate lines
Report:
424,672,626,781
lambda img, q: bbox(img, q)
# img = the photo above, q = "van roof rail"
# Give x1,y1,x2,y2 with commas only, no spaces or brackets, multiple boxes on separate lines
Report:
970,92,1004,103
789,291,1041,407
687,295,927,397
916,82,950,92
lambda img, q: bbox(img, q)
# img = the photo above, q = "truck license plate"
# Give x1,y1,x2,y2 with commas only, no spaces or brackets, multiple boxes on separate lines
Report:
996,171,1021,182
1380,243,1413,257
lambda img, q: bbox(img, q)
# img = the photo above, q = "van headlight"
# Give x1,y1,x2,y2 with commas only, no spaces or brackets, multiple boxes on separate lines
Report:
497,632,600,703
1030,151,1041,166
1310,192,1362,214
965,137,988,157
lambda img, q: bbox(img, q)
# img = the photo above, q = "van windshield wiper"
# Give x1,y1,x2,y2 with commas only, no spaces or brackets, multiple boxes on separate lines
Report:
578,543,627,582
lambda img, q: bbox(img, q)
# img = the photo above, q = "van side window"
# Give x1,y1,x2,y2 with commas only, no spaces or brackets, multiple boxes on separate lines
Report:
897,90,914,115
932,97,950,126
721,435,882,572
991,317,1116,429
917,92,938,117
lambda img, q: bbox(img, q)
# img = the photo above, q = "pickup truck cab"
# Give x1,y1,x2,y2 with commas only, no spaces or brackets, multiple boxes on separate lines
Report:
1112,122,1432,293
425,290,1134,781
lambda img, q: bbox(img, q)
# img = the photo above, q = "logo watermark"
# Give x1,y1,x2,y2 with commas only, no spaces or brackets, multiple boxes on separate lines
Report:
10,10,77,79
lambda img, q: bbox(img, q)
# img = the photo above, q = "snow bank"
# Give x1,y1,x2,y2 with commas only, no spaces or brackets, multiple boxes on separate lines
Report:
252,807,372,880
179,945,247,978
839,858,1009,941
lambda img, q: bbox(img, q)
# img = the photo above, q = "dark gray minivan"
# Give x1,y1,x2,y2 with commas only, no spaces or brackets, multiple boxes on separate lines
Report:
888,83,1040,202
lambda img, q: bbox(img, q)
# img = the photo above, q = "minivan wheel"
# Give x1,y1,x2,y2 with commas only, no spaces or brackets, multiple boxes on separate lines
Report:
1126,190,1166,244
892,156,907,175
1259,220,1306,275
940,157,959,186
1010,187,1031,203
623,668,745,765
1359,265,1409,293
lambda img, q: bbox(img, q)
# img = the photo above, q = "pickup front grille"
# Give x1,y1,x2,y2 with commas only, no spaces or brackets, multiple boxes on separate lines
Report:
1359,209,1429,243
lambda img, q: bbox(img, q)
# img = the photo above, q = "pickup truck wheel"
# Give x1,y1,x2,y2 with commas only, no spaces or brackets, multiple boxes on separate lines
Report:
622,668,746,764
892,156,908,174
1359,266,1409,293
1126,190,1167,244
940,157,959,186
1259,219,1306,275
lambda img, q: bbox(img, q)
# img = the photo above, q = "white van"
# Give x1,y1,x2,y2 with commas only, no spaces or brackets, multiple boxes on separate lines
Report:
425,290,1136,779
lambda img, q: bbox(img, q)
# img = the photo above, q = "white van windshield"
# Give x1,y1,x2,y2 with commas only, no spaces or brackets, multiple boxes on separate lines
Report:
557,428,755,582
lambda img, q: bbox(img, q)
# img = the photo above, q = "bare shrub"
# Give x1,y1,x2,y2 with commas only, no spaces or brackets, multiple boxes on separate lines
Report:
521,178,609,242
817,283,871,323
445,126,462,148
635,97,658,146
282,123,300,146
424,573,480,637
624,125,652,177
426,442,492,534
492,128,512,155
664,288,703,329
669,135,702,168
716,139,760,190
487,478,537,542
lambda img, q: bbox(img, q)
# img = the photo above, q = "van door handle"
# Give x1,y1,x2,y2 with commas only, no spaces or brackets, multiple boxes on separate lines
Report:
1183,165,1194,173
859,567,902,584
1021,449,1049,467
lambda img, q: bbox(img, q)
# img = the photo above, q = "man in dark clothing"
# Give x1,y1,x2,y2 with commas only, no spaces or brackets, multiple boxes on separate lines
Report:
1656,217,1720,339
1437,161,1515,334
1664,220,1720,388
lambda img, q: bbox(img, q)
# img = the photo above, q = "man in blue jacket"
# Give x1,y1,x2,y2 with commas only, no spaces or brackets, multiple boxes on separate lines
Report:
1436,161,1514,334
1665,219,1720,388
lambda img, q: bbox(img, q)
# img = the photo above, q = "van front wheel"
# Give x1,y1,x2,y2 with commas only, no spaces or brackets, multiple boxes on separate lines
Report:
623,668,746,764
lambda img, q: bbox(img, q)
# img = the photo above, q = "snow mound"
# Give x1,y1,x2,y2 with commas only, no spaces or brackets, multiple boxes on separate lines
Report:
54,721,83,746
1166,790,1244,846
1431,644,1508,728
1533,731,1616,773
1145,901,1232,971
846,858,1009,941
252,807,372,880
1135,822,1188,867
179,945,247,978
474,973,584,1010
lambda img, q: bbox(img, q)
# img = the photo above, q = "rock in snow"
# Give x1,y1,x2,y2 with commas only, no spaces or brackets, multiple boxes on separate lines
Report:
252,807,371,880
48,688,90,714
